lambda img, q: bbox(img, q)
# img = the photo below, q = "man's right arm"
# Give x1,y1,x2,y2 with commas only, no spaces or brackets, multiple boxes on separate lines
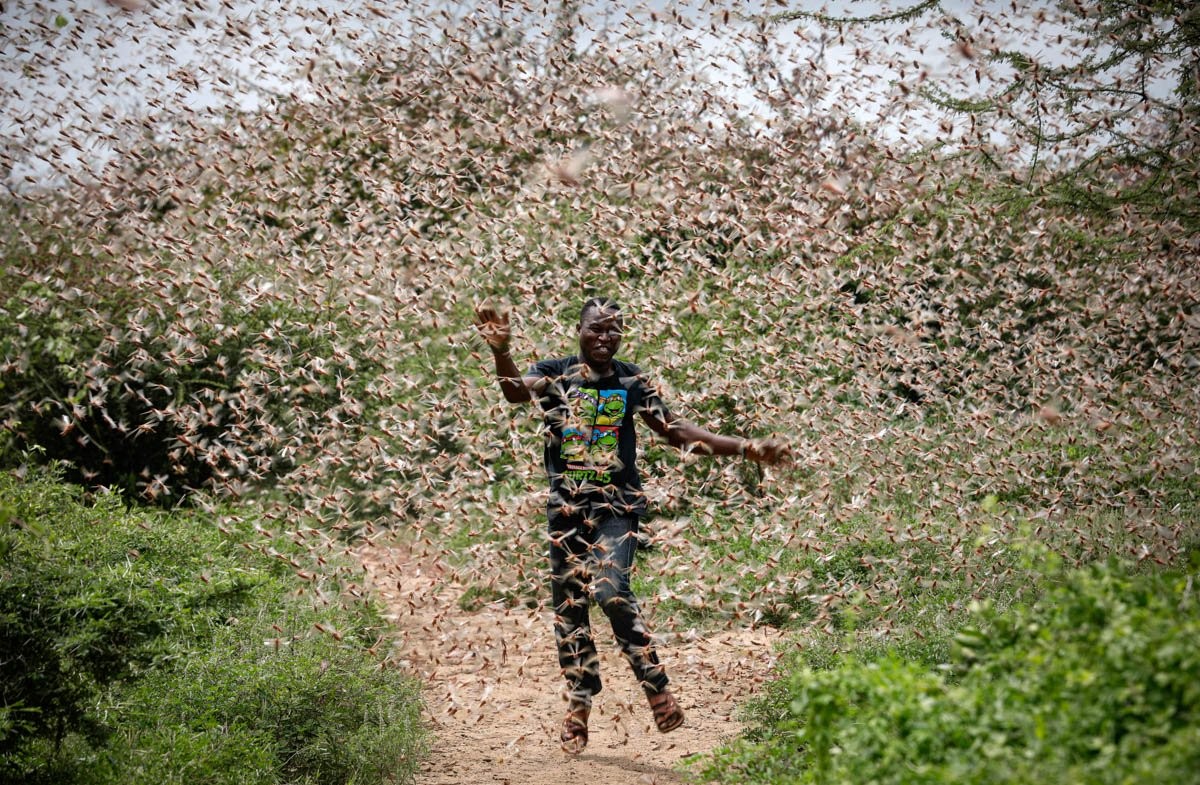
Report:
490,346,537,404
476,304,538,404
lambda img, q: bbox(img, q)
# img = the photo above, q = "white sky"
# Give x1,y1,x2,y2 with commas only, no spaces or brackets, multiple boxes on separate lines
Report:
0,0,1181,190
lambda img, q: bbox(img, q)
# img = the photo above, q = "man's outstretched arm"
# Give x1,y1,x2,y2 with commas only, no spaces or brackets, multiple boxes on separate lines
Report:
475,304,537,404
640,409,790,465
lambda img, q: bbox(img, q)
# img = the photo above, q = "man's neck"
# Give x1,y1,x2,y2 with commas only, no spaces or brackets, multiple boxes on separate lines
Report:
581,357,613,379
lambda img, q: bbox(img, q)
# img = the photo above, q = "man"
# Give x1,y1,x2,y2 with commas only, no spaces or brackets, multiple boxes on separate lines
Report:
475,297,789,754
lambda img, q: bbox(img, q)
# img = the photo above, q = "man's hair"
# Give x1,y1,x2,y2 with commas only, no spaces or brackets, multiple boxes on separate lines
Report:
580,297,622,325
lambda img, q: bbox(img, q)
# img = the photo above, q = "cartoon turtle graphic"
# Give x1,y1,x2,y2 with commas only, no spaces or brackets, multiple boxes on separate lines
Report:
569,389,600,427
590,427,620,465
594,392,627,426
560,429,589,461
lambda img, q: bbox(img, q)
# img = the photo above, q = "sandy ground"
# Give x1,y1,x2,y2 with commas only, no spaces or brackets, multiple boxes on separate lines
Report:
358,538,783,785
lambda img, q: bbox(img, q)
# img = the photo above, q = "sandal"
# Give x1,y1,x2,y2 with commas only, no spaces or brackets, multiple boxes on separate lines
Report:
647,689,685,733
560,702,590,754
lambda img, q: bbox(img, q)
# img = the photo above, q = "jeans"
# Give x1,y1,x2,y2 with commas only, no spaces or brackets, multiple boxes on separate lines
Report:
549,511,669,702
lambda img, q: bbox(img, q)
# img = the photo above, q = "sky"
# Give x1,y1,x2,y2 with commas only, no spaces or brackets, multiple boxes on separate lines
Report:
0,0,1180,190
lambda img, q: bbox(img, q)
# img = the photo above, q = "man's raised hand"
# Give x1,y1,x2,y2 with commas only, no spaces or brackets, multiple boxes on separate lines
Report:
475,304,513,352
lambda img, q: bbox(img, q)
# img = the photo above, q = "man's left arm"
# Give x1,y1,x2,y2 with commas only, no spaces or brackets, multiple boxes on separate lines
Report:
640,409,790,465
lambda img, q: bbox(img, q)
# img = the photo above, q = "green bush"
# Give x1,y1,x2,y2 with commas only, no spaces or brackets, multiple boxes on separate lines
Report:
0,467,424,784
0,469,228,761
95,626,424,785
0,259,382,505
698,553,1200,785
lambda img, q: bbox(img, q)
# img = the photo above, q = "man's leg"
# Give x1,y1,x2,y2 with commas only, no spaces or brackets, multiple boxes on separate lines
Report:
590,514,684,732
589,514,670,695
549,517,602,701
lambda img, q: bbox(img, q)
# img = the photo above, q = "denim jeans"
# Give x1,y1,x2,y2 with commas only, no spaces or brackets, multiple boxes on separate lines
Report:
548,511,669,702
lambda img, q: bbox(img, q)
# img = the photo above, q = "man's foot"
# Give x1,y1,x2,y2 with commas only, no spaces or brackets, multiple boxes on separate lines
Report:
560,700,590,754
646,689,685,733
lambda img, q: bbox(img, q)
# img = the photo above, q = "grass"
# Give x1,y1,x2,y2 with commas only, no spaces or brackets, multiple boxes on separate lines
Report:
695,550,1200,785
3,17,1197,784
0,466,425,785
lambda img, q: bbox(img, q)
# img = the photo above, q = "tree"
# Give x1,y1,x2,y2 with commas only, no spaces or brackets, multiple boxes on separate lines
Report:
766,0,1199,229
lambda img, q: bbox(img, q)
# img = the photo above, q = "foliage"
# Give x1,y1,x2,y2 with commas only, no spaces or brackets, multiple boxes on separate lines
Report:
770,0,1200,229
0,8,1198,783
0,467,423,784
1,2,1196,639
697,551,1200,784
94,628,424,785
0,221,385,505
1,472,171,756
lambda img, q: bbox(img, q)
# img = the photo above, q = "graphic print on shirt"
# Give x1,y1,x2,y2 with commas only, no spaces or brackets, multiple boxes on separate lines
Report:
561,387,627,484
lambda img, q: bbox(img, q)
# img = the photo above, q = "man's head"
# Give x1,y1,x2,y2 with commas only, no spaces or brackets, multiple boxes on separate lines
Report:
578,297,623,372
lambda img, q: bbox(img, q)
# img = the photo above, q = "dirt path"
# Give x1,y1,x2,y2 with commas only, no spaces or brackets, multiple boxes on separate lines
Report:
358,538,783,785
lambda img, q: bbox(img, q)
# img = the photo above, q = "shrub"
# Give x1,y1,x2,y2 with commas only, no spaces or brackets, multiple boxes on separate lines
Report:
0,248,383,505
99,626,424,785
0,467,424,784
0,469,223,763
698,552,1200,785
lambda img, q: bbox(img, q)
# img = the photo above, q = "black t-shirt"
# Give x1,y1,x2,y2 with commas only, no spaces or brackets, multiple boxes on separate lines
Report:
527,356,671,519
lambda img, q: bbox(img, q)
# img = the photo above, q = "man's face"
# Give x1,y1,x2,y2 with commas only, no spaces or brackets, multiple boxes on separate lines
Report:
578,307,623,368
